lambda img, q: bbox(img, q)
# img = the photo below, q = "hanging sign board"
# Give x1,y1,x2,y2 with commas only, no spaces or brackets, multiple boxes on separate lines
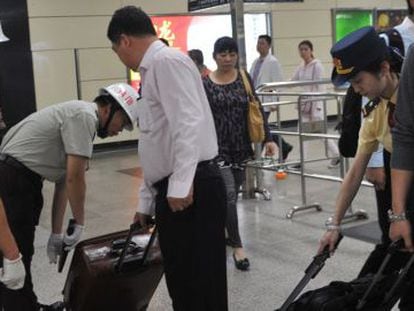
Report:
189,0,302,11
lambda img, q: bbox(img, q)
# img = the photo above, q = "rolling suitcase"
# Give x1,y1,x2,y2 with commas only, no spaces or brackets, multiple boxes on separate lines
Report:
277,239,414,311
62,222,163,311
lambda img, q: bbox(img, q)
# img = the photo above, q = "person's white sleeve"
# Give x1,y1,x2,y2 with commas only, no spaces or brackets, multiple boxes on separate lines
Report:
270,59,284,82
249,60,256,76
367,146,384,168
154,58,202,198
138,182,155,215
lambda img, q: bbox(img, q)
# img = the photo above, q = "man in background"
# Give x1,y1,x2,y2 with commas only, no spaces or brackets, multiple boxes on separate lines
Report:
250,34,292,160
188,49,211,78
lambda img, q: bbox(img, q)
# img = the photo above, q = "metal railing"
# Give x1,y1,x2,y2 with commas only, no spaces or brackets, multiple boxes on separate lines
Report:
244,79,369,222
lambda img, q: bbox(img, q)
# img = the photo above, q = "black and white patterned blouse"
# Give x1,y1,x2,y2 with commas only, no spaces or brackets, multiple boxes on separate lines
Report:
203,73,254,165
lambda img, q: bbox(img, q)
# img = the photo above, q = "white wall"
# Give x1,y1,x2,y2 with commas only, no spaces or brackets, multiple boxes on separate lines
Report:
27,0,406,142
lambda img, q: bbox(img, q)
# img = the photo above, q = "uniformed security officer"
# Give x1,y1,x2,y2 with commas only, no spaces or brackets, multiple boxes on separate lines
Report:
0,83,140,310
317,26,414,310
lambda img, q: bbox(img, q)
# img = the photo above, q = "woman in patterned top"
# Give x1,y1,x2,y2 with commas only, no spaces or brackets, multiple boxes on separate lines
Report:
203,36,277,271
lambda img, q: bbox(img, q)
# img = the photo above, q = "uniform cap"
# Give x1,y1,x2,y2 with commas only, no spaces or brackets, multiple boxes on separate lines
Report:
330,26,387,86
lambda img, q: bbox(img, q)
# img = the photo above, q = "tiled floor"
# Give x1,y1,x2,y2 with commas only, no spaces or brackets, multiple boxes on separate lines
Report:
31,136,399,310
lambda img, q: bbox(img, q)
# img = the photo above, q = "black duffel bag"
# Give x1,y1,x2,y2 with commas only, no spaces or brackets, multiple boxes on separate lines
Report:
285,272,398,311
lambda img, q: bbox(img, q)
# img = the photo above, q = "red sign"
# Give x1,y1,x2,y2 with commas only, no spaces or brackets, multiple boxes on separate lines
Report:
151,16,194,51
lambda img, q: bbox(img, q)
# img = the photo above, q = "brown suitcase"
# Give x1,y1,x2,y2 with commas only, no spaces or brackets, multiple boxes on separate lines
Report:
62,223,163,311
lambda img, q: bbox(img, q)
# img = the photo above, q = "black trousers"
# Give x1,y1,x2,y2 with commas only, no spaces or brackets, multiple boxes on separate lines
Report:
0,159,43,311
154,161,228,311
264,112,291,154
358,150,414,310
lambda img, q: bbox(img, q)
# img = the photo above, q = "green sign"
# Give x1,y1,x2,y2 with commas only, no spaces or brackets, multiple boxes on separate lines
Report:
335,10,373,42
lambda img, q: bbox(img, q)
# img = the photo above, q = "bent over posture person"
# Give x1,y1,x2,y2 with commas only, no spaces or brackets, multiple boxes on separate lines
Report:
107,6,228,311
318,27,414,310
0,83,139,311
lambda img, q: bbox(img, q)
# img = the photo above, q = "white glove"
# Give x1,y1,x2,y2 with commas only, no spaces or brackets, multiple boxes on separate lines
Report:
63,224,84,251
47,233,63,264
0,253,26,290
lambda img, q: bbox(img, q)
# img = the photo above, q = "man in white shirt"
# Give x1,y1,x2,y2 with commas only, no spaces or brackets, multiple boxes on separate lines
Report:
250,35,292,160
107,6,228,311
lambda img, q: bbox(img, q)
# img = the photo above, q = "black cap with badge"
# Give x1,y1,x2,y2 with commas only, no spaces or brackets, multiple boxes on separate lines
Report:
330,26,388,87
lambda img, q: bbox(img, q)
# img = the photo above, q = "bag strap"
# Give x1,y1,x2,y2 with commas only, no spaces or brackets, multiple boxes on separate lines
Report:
239,69,254,98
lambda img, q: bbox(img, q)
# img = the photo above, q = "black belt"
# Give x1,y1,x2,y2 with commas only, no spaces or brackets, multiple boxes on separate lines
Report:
0,154,42,182
153,159,216,190
197,159,216,168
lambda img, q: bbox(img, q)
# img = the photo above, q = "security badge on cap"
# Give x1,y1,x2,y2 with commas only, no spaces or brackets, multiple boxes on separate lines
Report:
333,57,354,75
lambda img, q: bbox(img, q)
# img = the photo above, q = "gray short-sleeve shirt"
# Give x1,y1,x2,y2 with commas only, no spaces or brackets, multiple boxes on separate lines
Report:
0,100,97,182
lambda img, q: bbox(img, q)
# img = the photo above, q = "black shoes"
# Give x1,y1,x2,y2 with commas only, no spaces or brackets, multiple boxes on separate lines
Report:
38,302,65,311
282,144,293,161
289,164,301,170
233,253,250,271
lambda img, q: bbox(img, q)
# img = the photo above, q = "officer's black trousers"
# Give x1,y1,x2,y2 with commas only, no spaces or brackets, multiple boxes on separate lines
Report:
0,160,43,311
154,161,228,311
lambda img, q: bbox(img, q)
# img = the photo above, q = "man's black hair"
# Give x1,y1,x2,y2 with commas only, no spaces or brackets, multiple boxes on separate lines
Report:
107,6,156,43
94,94,130,138
159,38,169,46
188,49,204,66
258,34,272,45
94,95,121,110
213,36,238,57
408,0,413,15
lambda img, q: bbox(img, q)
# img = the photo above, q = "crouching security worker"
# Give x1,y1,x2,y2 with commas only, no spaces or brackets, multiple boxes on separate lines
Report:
0,83,140,310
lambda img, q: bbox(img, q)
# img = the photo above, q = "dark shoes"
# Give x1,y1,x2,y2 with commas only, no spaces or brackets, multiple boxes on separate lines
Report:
328,158,341,169
233,253,250,271
289,164,301,170
282,144,293,161
38,302,65,311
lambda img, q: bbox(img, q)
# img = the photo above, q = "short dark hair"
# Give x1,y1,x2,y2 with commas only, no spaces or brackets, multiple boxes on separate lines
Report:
408,0,413,15
213,36,238,57
258,35,271,45
298,40,313,51
188,49,204,66
159,38,169,46
107,6,156,43
94,95,121,110
362,48,401,75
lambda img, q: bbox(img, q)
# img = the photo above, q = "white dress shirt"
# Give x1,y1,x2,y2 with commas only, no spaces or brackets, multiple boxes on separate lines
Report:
137,40,218,215
250,52,284,112
394,16,414,54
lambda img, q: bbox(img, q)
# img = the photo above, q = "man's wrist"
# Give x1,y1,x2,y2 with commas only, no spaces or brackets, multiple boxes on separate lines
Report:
325,216,341,231
3,247,20,261
325,223,341,232
388,209,408,223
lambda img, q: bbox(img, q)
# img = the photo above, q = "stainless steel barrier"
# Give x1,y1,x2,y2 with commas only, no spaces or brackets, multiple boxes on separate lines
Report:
245,79,369,222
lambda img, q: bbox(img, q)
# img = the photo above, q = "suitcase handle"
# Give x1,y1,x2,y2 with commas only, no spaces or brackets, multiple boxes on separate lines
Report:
115,220,157,273
277,234,343,311
356,239,405,310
